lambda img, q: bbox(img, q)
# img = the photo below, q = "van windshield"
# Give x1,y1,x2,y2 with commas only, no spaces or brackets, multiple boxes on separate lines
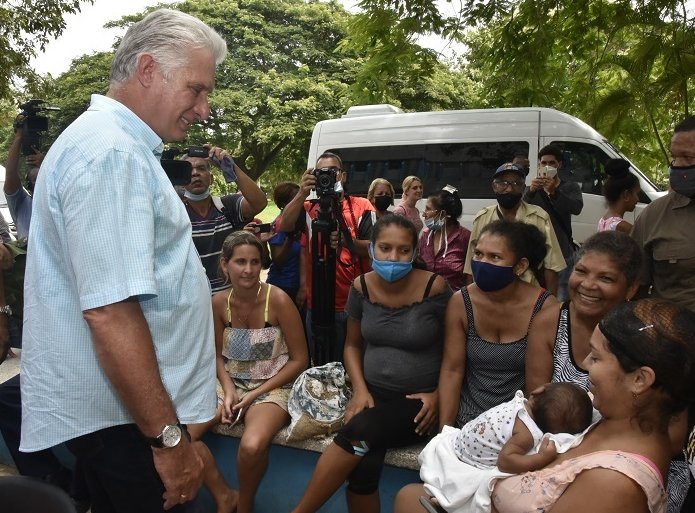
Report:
327,142,530,197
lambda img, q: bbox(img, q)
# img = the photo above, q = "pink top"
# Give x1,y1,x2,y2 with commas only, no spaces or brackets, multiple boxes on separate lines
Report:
392,203,424,233
597,215,623,232
492,450,666,513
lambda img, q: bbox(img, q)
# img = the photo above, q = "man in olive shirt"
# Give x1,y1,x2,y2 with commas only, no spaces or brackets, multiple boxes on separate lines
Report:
631,115,695,311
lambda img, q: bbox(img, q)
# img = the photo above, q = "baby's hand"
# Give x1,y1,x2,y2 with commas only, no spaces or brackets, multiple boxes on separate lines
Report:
538,437,558,461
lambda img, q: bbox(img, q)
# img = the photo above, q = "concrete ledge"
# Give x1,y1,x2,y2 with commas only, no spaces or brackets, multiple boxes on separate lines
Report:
213,423,424,470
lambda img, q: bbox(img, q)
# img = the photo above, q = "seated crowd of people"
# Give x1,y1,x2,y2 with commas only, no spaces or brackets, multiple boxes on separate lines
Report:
1,9,694,513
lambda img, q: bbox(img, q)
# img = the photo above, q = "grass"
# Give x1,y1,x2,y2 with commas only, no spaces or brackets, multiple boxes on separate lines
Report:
257,201,281,223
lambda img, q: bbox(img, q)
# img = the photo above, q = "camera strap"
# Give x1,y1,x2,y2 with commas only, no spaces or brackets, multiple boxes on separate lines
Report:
335,196,359,267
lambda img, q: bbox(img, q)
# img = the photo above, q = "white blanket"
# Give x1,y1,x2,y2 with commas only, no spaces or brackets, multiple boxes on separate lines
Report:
419,412,601,513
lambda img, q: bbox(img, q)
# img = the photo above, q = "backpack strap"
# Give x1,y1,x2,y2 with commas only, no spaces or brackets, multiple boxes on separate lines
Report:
213,194,246,228
211,196,225,213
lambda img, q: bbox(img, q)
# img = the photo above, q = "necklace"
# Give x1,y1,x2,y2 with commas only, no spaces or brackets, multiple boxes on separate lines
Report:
231,281,263,327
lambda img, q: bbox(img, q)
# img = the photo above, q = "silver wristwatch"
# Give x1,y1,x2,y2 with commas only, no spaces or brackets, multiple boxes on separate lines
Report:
0,305,12,316
147,422,184,449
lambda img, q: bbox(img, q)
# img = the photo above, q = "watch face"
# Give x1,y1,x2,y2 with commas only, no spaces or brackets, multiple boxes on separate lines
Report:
161,425,182,448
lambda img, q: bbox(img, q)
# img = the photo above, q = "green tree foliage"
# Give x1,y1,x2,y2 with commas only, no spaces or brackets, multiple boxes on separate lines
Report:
2,0,475,187
350,0,695,183
461,0,695,181
0,0,94,101
98,0,361,183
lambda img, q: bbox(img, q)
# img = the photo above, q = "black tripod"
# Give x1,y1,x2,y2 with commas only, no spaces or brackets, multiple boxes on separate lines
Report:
311,194,338,365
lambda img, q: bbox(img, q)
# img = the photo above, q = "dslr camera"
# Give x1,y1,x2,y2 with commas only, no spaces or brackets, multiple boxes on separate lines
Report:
313,167,337,197
14,99,59,156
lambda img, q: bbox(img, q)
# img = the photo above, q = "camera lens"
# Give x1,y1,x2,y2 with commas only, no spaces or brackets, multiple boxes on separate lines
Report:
317,174,331,188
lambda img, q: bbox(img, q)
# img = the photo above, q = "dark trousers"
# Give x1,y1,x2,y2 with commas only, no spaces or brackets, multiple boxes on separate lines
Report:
66,424,200,513
335,386,430,494
0,374,62,477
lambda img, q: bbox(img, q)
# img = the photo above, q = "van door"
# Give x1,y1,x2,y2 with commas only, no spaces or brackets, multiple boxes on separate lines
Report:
540,138,642,242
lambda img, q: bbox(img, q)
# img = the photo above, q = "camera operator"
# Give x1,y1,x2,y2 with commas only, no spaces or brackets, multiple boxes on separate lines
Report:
279,152,373,363
4,117,42,240
182,144,267,293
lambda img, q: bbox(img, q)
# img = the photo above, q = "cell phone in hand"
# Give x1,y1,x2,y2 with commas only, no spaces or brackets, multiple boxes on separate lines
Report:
253,223,272,234
230,408,243,427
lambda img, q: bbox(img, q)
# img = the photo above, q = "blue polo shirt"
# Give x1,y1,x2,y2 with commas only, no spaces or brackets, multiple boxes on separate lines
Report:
20,94,216,451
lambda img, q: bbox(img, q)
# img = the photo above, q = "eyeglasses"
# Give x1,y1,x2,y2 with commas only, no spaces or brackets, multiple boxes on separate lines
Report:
492,179,525,191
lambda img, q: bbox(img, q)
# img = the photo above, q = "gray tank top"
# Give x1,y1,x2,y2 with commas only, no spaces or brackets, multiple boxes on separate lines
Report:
456,287,551,426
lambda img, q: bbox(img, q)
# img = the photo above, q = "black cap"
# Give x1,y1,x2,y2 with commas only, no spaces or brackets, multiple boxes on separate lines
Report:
493,162,527,179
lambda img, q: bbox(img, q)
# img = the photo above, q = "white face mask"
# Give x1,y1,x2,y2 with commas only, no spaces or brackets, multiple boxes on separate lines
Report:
184,188,211,201
334,180,344,194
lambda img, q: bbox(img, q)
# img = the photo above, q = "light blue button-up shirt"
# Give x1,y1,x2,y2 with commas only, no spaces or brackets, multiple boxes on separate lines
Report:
20,94,216,451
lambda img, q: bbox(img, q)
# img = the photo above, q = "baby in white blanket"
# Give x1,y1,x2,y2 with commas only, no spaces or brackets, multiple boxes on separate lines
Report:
419,383,595,513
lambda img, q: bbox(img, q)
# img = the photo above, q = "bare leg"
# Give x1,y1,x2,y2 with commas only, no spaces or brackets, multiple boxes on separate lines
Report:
236,402,289,513
194,441,239,513
290,442,363,513
394,483,430,513
189,408,238,513
346,489,379,513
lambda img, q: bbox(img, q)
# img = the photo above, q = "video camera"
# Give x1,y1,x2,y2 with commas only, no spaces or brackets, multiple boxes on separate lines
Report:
313,167,337,198
14,99,60,156
159,147,209,186
160,146,208,160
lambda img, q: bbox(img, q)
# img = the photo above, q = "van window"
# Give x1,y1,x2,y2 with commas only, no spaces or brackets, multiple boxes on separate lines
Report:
328,142,530,197
548,141,611,195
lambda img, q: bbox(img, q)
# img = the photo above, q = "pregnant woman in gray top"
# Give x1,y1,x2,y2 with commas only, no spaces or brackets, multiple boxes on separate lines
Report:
291,214,452,513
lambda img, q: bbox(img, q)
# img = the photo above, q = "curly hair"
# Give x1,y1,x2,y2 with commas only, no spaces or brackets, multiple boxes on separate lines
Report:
577,231,642,286
478,220,548,271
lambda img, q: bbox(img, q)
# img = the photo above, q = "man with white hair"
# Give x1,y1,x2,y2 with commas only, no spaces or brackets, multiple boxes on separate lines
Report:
20,9,227,512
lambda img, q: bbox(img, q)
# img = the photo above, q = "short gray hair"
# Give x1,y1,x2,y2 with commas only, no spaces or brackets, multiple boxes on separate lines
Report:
110,8,227,85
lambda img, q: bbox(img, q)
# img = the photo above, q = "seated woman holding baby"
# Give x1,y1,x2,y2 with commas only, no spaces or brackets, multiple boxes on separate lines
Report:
396,298,695,513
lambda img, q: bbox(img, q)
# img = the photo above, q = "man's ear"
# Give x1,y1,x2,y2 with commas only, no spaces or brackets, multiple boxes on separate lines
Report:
136,53,158,87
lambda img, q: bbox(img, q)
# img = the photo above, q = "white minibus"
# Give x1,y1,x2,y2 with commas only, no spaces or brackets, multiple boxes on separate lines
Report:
308,105,664,242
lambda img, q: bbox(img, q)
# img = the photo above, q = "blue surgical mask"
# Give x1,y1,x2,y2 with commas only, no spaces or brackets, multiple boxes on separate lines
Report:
334,181,344,194
471,260,517,292
369,243,415,283
184,188,210,201
424,213,444,231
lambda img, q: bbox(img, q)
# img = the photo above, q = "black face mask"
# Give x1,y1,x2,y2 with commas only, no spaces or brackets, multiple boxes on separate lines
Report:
669,164,695,198
374,195,393,212
495,192,522,210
